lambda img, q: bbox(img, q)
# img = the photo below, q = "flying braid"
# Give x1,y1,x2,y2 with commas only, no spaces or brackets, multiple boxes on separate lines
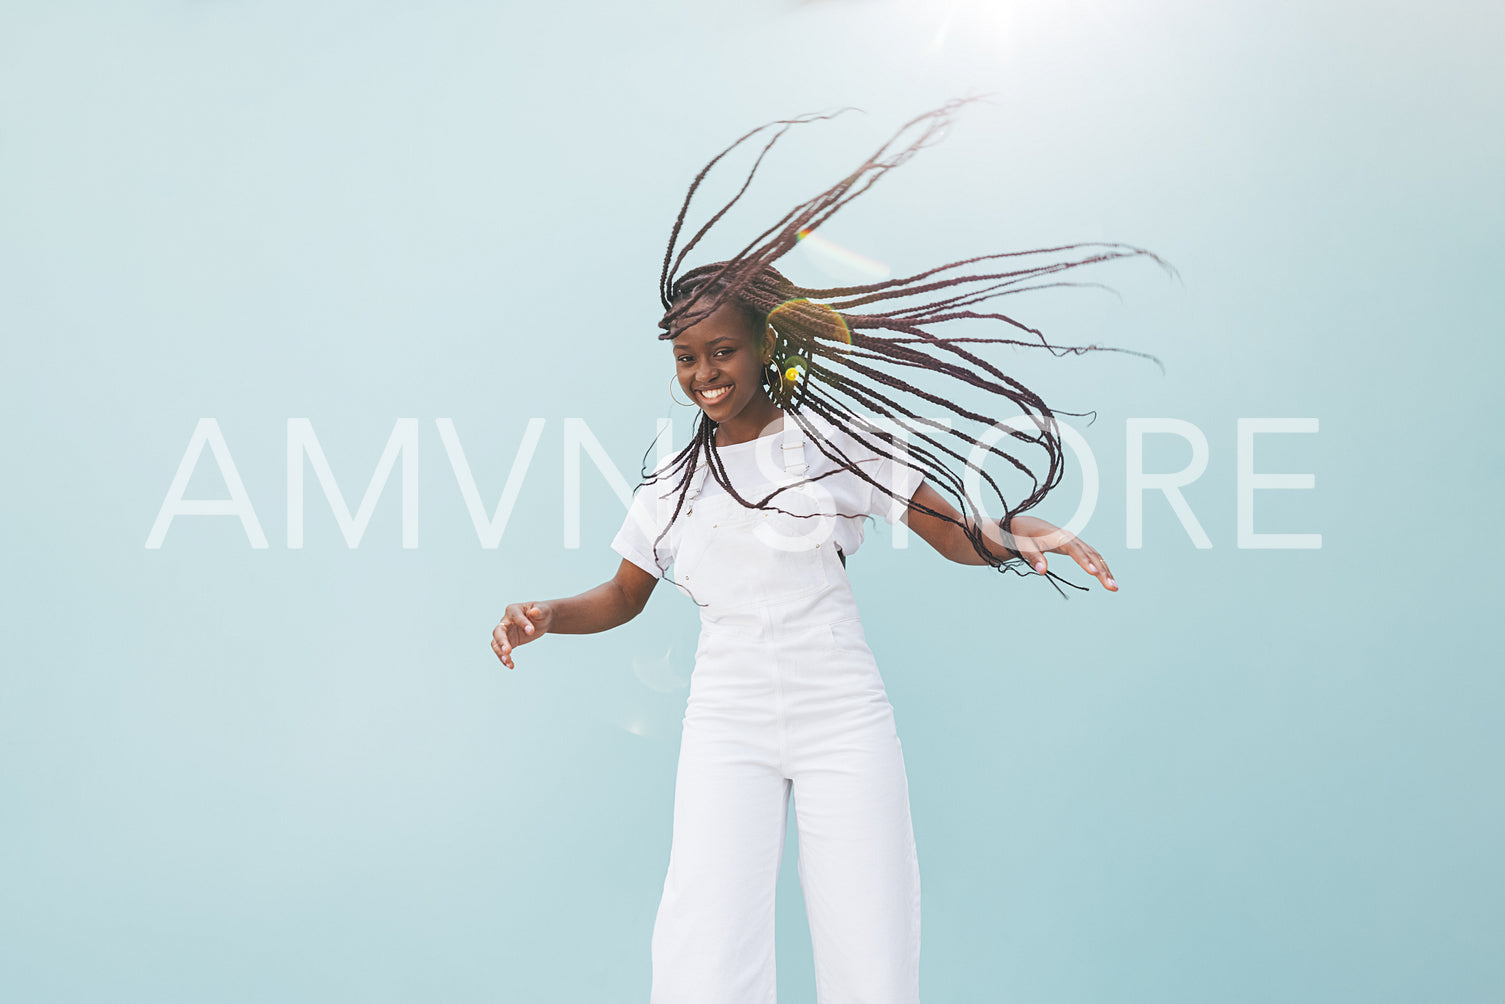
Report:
643,97,1173,594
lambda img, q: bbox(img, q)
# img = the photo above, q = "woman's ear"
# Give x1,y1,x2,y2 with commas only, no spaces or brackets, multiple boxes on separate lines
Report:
761,324,777,363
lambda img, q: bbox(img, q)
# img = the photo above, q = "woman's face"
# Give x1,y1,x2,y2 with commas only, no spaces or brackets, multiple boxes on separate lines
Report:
671,300,776,424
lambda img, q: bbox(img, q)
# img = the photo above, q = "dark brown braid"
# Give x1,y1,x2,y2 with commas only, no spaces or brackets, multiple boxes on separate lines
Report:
641,98,1173,595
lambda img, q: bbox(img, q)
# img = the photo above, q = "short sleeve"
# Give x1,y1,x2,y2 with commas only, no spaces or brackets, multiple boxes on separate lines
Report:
611,476,675,578
838,425,926,526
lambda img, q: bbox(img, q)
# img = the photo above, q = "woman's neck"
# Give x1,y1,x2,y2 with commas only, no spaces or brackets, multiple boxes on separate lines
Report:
714,399,784,447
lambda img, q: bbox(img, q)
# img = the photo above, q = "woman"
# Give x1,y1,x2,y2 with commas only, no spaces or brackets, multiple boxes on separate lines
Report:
492,100,1158,1003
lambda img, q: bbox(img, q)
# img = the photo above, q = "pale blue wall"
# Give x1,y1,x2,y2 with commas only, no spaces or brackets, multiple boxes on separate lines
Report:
2,1,1501,1001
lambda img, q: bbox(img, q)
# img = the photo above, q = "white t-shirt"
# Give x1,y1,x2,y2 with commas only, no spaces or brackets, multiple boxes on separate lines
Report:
610,413,926,579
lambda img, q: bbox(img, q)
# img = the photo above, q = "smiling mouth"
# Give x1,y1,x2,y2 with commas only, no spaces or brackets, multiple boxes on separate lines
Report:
696,384,732,404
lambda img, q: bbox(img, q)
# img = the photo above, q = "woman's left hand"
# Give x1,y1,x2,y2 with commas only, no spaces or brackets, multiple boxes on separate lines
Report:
1006,515,1118,591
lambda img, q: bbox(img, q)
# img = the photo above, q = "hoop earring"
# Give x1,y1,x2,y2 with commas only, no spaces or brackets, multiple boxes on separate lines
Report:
764,360,783,404
669,375,693,407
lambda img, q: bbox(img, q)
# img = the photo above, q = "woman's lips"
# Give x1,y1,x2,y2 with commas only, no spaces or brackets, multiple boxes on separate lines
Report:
696,384,732,404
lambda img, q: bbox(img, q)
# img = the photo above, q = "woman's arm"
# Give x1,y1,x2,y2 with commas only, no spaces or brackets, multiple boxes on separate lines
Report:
490,558,659,669
902,482,1118,591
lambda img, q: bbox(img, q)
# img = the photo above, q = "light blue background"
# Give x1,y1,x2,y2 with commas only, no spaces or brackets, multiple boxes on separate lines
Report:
3,1,1501,1001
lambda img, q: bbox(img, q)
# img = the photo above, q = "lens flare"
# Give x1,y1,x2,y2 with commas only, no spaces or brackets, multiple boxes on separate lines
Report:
633,647,687,693
768,298,852,353
795,227,891,283
767,297,853,403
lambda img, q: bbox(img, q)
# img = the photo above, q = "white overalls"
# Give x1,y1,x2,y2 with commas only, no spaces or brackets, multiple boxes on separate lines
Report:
650,418,922,1004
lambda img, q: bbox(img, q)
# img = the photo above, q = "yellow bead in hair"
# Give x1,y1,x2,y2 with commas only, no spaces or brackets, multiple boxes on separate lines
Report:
782,354,808,384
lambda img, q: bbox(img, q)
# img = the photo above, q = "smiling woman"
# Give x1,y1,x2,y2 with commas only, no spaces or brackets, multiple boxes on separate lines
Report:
647,101,1168,590
492,98,1160,1003
671,301,781,445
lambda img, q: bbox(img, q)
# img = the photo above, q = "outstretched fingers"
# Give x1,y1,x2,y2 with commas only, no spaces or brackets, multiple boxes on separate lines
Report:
1064,541,1117,591
493,609,528,670
492,603,550,670
1013,535,1048,576
491,621,516,669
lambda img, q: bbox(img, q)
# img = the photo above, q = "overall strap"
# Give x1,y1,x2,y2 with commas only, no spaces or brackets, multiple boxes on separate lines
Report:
780,414,808,476
781,413,845,564
683,453,710,511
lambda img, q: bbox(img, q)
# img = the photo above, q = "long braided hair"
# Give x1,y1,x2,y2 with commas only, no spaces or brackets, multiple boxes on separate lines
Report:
643,98,1171,593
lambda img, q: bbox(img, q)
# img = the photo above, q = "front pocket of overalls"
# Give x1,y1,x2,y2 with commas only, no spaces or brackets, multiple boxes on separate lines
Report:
749,507,831,606
825,616,870,652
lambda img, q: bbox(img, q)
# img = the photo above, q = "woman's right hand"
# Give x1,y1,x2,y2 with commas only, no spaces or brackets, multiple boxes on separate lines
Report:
491,602,554,669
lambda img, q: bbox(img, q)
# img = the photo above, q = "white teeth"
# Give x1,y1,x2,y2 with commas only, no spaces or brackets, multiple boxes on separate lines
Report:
699,385,730,402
